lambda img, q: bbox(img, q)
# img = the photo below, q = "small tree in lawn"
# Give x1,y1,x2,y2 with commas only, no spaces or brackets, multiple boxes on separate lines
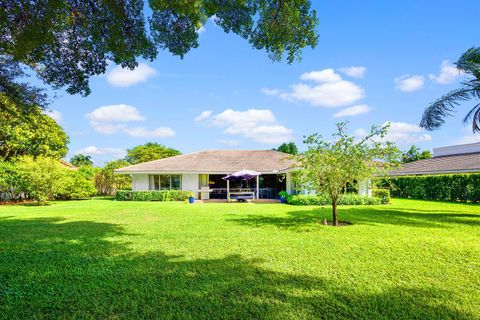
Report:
296,122,400,226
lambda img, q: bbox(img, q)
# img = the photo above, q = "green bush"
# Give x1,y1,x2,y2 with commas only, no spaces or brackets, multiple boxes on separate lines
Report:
287,193,381,206
116,190,192,201
56,167,96,200
16,156,66,204
387,174,480,202
372,189,391,204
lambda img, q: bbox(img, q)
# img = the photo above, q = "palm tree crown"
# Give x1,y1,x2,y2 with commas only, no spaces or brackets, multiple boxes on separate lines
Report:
420,47,480,132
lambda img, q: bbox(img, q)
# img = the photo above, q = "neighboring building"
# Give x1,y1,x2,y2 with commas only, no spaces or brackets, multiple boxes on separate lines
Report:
389,142,480,176
114,150,297,200
60,160,78,170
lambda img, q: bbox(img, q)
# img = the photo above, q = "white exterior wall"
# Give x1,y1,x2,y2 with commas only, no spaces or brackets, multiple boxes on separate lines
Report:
132,174,149,191
358,179,372,197
182,173,198,193
286,172,292,194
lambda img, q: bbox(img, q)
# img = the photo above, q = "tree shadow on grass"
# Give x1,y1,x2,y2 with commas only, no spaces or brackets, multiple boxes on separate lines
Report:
227,205,480,231
0,217,476,319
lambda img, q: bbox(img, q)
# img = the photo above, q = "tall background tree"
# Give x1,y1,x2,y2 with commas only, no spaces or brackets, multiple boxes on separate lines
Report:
70,154,93,167
401,145,432,163
296,122,400,226
274,142,298,155
421,47,480,132
94,160,132,196
1,0,318,107
125,142,181,164
0,93,69,161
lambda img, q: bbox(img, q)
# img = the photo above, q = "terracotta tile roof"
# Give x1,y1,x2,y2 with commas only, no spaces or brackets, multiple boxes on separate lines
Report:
115,150,297,174
60,159,77,170
389,152,480,176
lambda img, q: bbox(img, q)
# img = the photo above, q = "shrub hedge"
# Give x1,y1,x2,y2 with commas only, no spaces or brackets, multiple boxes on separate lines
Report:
287,193,381,206
372,189,391,204
387,174,480,202
116,190,192,201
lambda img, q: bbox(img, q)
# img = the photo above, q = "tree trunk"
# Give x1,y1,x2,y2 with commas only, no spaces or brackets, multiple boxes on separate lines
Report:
332,200,339,226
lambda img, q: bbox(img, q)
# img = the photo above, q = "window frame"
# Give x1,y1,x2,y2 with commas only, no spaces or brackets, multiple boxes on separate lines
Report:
149,174,182,190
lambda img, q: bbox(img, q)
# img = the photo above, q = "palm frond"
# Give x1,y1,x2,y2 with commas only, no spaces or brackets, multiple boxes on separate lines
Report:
420,87,474,130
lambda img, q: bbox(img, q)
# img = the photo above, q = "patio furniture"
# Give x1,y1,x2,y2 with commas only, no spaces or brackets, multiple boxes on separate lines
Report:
227,191,255,202
223,170,261,201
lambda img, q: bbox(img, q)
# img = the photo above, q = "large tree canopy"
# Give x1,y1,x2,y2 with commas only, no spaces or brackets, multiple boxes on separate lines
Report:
0,0,318,97
125,142,181,164
420,47,480,133
0,93,69,161
274,142,298,155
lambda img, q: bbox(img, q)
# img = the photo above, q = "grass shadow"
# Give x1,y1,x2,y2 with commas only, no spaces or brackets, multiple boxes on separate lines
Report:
0,216,476,319
227,204,480,231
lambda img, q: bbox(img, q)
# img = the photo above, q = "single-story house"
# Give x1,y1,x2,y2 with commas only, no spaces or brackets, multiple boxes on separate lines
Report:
389,142,480,176
114,150,298,200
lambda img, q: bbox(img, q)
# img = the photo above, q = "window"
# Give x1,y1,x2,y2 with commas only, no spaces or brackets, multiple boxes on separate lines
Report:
149,175,182,190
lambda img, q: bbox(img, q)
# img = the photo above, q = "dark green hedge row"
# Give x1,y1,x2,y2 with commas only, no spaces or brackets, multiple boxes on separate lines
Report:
387,174,480,202
287,193,383,206
116,190,192,201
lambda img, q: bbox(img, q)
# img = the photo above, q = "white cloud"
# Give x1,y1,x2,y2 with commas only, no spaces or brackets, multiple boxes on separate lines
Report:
198,108,293,144
196,25,206,34
123,127,175,138
262,68,365,108
261,88,283,96
300,69,342,83
456,134,480,145
394,74,425,92
106,63,157,87
339,66,367,78
217,139,240,146
44,109,62,123
356,121,432,145
333,104,370,118
86,104,145,123
429,60,462,84
86,104,174,137
284,81,364,107
77,146,126,158
75,146,127,166
195,110,212,122
89,122,125,134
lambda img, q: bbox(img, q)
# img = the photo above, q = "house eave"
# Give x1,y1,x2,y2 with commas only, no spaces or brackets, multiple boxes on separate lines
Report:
388,168,480,176
115,168,298,175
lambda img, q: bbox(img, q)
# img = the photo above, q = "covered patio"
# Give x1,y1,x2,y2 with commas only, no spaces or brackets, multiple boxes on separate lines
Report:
200,173,287,200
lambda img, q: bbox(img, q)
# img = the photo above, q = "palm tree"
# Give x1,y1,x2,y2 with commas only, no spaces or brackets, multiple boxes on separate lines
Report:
420,47,480,132
70,154,93,167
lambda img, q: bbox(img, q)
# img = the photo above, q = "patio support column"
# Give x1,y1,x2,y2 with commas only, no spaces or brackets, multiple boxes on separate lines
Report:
227,179,230,202
256,175,259,199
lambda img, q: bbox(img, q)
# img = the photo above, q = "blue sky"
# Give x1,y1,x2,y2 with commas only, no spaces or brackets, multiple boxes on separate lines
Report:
44,0,479,165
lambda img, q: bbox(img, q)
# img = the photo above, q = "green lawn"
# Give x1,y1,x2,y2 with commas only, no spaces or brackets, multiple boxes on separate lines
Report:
0,199,479,319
